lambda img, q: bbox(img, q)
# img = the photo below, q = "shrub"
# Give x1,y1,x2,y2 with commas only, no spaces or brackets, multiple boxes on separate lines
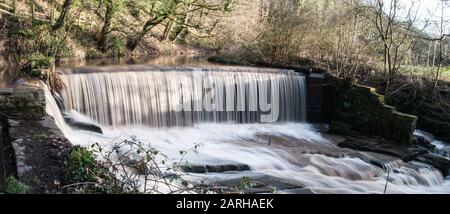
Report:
64,146,100,184
6,176,28,194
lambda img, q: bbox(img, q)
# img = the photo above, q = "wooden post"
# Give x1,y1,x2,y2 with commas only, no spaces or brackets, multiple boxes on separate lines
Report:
0,117,6,193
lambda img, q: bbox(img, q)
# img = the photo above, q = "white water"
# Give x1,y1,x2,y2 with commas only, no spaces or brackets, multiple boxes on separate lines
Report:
415,130,450,158
60,66,306,126
43,66,450,194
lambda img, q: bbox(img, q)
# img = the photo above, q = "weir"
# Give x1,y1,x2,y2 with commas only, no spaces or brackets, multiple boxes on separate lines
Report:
40,64,450,194
59,66,307,127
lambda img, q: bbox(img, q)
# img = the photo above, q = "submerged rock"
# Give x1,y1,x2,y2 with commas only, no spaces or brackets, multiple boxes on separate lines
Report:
414,135,436,150
69,122,103,134
414,153,450,177
338,136,427,161
180,163,251,173
62,111,103,134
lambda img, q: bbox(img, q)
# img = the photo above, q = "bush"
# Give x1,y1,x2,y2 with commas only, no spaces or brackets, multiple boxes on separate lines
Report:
6,176,28,194
62,138,207,194
64,146,101,184
64,146,124,193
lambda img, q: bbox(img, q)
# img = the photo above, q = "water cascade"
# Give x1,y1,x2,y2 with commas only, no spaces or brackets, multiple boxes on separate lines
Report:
43,65,450,194
60,66,307,127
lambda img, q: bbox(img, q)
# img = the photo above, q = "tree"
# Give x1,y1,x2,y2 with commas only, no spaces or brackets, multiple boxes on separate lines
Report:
126,0,182,50
53,0,75,30
126,0,233,51
365,0,421,96
98,0,121,52
431,0,450,88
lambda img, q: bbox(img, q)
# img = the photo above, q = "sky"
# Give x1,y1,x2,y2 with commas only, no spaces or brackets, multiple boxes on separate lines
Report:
383,0,450,35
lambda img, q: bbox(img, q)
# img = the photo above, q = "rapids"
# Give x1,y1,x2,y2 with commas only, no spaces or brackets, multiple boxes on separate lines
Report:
43,64,450,194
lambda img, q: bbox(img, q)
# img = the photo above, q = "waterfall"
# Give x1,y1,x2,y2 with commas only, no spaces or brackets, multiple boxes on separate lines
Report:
45,64,450,194
60,66,307,127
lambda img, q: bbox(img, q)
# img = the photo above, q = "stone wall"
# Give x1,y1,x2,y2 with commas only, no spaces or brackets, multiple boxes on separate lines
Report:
0,87,46,119
328,79,418,145
306,73,325,123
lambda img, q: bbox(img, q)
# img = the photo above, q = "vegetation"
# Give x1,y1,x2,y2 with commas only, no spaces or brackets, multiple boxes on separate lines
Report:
0,0,449,138
63,138,203,194
5,176,28,194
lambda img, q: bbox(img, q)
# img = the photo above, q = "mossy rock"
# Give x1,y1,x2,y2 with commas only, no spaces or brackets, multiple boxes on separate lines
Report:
329,121,353,135
334,84,417,144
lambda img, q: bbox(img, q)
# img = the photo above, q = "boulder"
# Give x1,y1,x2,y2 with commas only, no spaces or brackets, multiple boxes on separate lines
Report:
62,111,103,134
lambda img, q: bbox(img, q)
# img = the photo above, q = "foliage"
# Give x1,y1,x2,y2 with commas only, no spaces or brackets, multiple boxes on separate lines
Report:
63,137,203,194
5,176,28,194
65,146,101,184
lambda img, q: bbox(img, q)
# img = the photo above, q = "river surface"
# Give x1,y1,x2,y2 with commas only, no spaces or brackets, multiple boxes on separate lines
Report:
44,56,450,194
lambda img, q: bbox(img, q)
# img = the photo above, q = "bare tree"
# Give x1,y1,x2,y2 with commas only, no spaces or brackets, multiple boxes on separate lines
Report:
365,0,421,96
432,0,450,88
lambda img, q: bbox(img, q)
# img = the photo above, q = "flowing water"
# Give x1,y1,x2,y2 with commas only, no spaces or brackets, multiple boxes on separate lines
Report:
44,63,450,194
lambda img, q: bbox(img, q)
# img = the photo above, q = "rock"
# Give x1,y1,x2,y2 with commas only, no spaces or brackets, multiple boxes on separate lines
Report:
180,164,251,173
338,136,427,161
329,121,352,135
196,174,306,194
414,153,450,177
0,88,13,95
414,135,436,150
14,79,26,85
62,111,103,134
330,82,418,144
69,122,103,134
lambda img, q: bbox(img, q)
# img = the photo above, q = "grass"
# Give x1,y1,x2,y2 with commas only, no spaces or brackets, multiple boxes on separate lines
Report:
441,66,450,81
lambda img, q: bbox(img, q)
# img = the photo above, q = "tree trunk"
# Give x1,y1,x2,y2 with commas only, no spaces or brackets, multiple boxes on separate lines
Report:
53,0,74,30
127,17,165,51
98,0,115,52
162,21,174,41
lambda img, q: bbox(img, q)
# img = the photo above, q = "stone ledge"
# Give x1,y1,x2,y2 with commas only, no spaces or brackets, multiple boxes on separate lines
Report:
0,87,45,119
330,82,418,144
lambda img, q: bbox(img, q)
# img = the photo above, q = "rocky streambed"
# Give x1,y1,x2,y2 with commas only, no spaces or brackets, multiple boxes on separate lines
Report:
2,85,450,194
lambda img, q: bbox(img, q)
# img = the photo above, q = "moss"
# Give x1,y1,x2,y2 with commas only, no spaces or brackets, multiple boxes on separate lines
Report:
0,89,45,119
334,83,417,144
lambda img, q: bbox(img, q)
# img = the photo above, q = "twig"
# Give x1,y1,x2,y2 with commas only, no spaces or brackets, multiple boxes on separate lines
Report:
384,170,390,194
61,182,98,189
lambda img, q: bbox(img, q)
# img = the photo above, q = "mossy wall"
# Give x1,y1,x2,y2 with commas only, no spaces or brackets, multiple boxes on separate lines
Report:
0,88,45,119
332,83,417,145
